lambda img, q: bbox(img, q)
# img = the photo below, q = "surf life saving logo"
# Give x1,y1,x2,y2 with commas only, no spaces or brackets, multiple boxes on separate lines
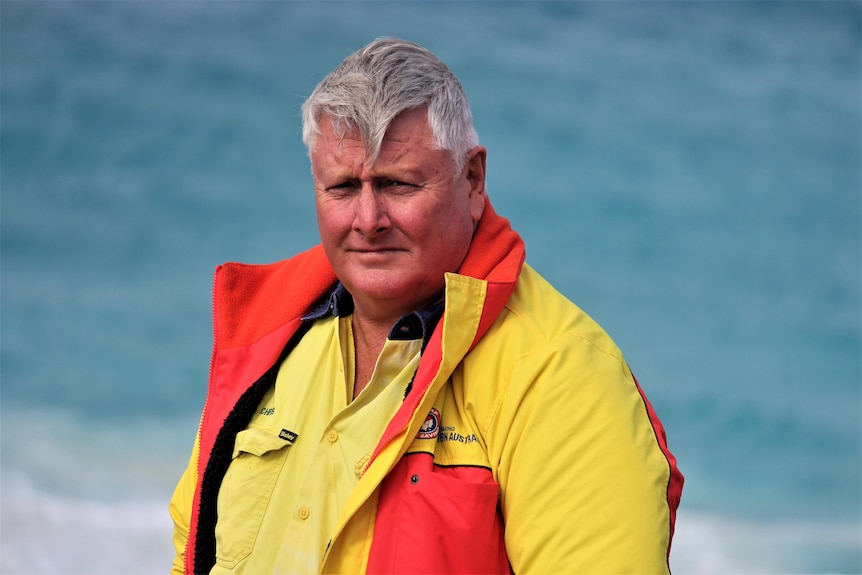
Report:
416,407,441,439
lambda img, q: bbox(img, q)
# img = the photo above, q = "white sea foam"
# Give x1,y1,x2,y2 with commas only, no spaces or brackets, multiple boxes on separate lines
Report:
1,473,173,575
2,471,859,575
672,508,861,574
1,410,859,574
0,409,192,574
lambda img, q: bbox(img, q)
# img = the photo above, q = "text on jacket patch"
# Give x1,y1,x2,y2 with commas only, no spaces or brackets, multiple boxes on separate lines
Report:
437,426,478,444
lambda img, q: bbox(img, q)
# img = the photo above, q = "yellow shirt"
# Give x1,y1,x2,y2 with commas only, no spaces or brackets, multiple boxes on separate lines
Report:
210,314,421,575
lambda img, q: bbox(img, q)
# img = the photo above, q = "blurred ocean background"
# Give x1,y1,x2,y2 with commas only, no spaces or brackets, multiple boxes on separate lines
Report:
2,2,859,573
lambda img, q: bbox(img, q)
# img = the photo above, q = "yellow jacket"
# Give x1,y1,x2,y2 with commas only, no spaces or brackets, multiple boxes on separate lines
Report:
170,202,683,574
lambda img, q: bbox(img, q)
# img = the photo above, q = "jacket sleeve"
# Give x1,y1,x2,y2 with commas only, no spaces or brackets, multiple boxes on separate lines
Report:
169,432,201,575
489,337,679,574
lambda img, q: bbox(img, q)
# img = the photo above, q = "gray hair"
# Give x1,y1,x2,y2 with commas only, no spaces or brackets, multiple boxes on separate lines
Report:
301,37,479,168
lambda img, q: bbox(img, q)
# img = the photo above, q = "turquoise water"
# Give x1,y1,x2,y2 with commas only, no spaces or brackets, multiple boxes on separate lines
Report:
2,2,860,573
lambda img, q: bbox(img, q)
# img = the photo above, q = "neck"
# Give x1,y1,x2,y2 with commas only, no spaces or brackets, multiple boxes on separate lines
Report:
347,291,442,398
350,312,391,398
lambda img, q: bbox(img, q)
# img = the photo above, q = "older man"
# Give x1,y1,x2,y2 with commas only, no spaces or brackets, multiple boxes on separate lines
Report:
170,37,683,575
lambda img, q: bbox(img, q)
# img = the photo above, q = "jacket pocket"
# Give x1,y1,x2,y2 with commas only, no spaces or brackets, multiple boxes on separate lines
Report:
367,453,510,574
215,428,292,568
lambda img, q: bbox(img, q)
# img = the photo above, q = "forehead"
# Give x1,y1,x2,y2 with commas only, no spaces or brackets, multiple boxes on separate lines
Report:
314,108,439,164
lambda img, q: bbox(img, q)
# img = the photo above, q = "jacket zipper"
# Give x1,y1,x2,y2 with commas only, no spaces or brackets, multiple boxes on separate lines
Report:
185,264,222,574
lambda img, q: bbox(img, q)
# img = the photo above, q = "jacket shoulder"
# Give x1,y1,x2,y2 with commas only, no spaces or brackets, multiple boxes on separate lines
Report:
499,263,626,365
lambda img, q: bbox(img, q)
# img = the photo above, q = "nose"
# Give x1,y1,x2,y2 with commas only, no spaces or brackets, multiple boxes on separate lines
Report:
353,185,390,237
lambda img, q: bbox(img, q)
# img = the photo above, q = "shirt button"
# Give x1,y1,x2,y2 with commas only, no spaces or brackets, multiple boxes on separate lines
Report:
298,506,310,520
327,430,339,443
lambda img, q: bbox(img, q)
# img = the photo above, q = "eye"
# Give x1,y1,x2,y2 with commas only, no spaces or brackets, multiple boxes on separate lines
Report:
382,180,416,191
325,181,360,195
332,181,357,189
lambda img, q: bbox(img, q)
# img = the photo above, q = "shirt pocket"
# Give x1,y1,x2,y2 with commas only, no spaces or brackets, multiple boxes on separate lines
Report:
215,428,292,569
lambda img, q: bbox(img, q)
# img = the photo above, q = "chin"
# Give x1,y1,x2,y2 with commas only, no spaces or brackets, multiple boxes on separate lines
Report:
344,271,438,308
354,280,411,301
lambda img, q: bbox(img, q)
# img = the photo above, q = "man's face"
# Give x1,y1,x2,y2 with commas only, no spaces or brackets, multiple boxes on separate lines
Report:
311,107,486,320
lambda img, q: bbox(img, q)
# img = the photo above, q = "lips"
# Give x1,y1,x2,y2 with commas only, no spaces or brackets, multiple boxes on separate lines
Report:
348,246,404,254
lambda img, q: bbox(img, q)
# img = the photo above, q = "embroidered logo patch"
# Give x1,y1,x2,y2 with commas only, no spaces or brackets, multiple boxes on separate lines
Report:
416,407,440,439
279,429,299,444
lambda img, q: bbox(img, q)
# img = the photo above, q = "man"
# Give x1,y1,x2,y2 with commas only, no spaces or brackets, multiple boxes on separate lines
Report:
170,37,683,575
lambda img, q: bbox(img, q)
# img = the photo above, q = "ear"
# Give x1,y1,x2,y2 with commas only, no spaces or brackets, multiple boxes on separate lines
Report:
464,146,487,222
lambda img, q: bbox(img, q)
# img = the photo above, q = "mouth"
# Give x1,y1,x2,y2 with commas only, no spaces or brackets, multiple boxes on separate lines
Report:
347,248,407,262
349,247,403,254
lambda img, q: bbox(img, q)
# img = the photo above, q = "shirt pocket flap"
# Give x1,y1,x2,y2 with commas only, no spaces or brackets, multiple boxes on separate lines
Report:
232,428,292,459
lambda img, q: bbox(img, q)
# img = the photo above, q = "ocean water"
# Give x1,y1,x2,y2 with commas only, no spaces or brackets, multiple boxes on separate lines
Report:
2,2,859,573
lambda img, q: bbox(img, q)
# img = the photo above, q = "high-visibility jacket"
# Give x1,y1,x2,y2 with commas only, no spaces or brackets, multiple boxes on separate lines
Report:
170,201,684,574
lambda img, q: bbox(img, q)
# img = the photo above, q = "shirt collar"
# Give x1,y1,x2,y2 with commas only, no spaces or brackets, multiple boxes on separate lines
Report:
303,282,353,321
302,282,443,348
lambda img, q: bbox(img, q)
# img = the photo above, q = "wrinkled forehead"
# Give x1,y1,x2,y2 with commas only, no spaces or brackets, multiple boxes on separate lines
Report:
315,108,439,159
